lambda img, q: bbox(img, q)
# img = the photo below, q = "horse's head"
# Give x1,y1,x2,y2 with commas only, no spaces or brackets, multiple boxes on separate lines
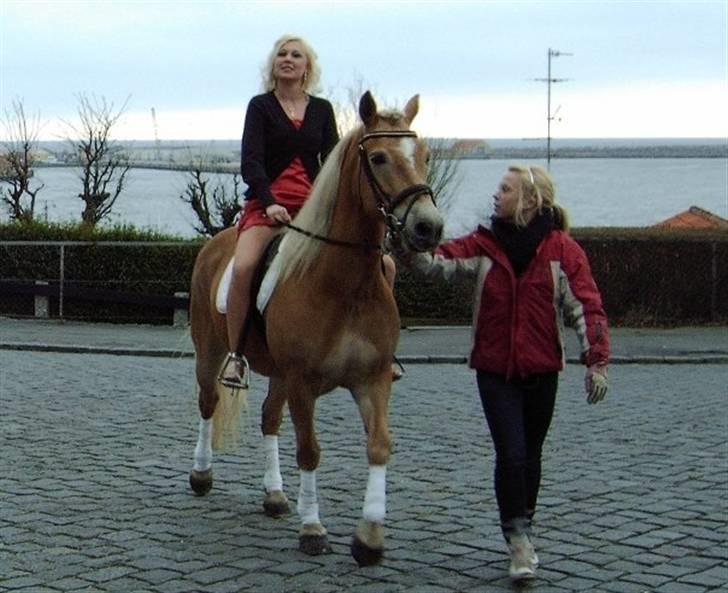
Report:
356,91,443,252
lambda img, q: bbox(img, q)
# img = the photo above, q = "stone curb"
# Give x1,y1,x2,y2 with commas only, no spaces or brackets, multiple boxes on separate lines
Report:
2,342,727,364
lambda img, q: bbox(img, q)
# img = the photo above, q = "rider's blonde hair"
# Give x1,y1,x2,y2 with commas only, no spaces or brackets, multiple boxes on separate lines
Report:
261,34,322,94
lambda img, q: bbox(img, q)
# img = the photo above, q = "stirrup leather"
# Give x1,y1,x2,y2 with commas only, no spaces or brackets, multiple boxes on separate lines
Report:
218,353,250,390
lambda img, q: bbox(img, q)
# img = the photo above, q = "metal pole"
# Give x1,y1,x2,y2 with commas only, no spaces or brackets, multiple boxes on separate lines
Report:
711,242,718,321
534,49,571,171
59,244,65,319
547,48,552,169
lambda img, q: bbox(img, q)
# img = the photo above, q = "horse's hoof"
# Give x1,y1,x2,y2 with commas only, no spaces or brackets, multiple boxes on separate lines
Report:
351,534,384,567
189,469,213,496
263,490,290,517
299,534,332,556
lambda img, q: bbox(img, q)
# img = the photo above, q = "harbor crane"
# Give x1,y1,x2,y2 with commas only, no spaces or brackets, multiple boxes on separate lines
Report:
150,107,162,161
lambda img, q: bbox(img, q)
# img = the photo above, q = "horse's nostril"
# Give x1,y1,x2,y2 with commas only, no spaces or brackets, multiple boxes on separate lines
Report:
414,222,432,239
414,222,442,244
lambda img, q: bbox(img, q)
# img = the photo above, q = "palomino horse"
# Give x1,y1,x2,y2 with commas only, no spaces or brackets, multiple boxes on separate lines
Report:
188,92,443,565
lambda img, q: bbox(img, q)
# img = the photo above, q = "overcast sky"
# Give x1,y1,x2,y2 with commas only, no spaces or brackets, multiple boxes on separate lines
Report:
2,0,727,140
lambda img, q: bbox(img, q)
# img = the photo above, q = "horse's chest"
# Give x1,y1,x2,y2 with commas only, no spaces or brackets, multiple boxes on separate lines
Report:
321,330,385,377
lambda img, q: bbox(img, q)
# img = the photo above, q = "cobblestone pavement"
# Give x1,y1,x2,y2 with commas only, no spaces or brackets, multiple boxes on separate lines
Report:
1,350,726,592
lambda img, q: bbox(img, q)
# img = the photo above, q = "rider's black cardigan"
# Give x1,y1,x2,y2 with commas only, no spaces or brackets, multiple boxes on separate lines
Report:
240,91,339,208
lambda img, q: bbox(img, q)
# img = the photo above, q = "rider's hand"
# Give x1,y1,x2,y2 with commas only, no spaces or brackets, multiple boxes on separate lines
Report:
585,363,608,404
265,204,291,224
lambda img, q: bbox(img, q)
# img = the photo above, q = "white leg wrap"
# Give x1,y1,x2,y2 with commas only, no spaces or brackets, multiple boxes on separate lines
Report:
262,435,283,492
362,465,387,523
193,418,213,472
297,470,320,525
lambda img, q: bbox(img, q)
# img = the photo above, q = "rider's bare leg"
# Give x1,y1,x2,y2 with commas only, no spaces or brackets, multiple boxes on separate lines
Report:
222,225,280,386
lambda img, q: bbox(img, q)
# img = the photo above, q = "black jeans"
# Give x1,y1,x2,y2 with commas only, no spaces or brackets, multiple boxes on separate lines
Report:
476,370,558,540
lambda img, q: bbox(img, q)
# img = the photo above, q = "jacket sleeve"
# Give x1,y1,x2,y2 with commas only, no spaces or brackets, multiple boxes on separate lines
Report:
320,100,339,162
560,236,610,366
406,232,484,281
241,97,277,208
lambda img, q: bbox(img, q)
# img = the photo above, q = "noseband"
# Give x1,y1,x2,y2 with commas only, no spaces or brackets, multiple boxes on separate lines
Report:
358,130,436,243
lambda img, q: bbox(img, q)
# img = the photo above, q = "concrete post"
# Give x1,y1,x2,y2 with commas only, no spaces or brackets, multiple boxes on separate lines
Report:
173,291,189,327
34,281,50,318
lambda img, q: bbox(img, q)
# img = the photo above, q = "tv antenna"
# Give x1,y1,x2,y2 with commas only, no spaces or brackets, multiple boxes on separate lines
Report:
533,48,572,169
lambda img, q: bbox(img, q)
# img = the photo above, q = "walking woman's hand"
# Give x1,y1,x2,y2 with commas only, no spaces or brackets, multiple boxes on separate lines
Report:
585,364,608,404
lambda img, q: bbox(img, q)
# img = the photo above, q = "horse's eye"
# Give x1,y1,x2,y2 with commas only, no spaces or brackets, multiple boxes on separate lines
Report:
369,151,387,166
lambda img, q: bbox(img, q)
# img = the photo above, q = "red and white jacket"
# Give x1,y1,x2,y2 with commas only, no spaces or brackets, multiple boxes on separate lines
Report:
411,225,610,378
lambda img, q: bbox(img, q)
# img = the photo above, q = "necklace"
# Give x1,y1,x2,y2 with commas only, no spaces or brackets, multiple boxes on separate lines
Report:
283,102,296,118
276,92,307,119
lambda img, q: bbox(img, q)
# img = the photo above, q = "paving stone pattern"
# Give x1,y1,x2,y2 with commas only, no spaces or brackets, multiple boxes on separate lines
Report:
1,351,726,592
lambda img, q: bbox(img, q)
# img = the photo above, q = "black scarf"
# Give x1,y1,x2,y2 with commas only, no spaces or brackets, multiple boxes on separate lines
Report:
491,209,555,276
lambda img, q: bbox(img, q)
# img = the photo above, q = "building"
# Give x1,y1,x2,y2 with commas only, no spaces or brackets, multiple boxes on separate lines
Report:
653,206,728,230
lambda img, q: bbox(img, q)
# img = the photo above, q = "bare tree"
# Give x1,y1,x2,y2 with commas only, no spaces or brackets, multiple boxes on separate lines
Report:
65,94,131,225
180,163,243,236
0,98,45,222
327,77,373,137
425,138,464,216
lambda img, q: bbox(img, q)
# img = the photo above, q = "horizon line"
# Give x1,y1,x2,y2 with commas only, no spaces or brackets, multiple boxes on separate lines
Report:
27,135,728,143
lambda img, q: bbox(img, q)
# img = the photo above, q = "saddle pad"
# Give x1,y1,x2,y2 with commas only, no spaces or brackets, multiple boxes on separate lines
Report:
215,233,288,315
215,258,234,314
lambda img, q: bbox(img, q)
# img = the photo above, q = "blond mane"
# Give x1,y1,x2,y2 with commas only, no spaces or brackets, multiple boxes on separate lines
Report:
277,127,363,281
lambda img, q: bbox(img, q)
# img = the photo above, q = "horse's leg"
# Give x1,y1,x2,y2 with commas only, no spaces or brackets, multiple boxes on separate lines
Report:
190,354,220,496
287,383,331,555
260,377,290,517
350,379,392,566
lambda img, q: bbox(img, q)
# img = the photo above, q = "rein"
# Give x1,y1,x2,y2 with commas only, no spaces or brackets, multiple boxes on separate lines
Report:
283,221,381,253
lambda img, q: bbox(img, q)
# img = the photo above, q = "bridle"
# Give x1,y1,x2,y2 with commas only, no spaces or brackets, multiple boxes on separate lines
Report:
358,130,436,244
285,129,436,252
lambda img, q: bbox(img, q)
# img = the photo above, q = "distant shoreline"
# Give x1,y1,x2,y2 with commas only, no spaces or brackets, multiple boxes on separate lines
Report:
29,138,727,174
480,144,728,159
35,138,727,155
33,142,727,172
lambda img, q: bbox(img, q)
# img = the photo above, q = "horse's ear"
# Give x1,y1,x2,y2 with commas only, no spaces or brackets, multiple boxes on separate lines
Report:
359,91,378,127
403,94,420,125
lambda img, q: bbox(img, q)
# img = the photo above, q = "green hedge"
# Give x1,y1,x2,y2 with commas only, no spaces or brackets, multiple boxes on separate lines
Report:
1,222,726,326
575,228,727,326
396,228,728,326
0,222,201,323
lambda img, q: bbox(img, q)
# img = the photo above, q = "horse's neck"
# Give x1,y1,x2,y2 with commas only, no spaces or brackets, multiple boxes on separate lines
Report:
314,183,386,289
333,149,386,248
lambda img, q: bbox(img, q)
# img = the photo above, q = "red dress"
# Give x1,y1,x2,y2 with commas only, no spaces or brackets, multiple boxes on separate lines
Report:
237,119,312,232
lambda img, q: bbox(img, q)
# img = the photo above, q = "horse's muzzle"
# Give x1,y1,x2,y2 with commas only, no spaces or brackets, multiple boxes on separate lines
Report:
407,218,443,252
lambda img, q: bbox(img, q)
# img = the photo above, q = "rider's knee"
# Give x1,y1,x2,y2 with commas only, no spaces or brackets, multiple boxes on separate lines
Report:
232,255,255,278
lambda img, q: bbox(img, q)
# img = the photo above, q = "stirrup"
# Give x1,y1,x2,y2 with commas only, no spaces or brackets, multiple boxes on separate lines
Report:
218,353,250,390
392,356,405,382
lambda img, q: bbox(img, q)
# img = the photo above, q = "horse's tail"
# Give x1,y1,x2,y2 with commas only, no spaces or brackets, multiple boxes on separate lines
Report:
211,384,248,452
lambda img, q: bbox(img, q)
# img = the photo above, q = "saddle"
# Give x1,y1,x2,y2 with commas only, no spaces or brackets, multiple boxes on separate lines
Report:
215,233,286,319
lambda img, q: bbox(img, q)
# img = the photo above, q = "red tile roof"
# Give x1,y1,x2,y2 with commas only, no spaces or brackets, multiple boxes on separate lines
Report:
654,206,728,229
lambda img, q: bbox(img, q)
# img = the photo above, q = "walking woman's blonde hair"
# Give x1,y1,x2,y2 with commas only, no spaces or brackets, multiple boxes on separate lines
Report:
262,34,322,94
508,164,569,231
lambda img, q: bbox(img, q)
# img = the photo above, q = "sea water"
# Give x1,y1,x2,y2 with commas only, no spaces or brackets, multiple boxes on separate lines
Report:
22,155,728,239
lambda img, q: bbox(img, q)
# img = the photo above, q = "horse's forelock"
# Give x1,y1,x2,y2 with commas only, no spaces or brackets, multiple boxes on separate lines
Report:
377,110,408,128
